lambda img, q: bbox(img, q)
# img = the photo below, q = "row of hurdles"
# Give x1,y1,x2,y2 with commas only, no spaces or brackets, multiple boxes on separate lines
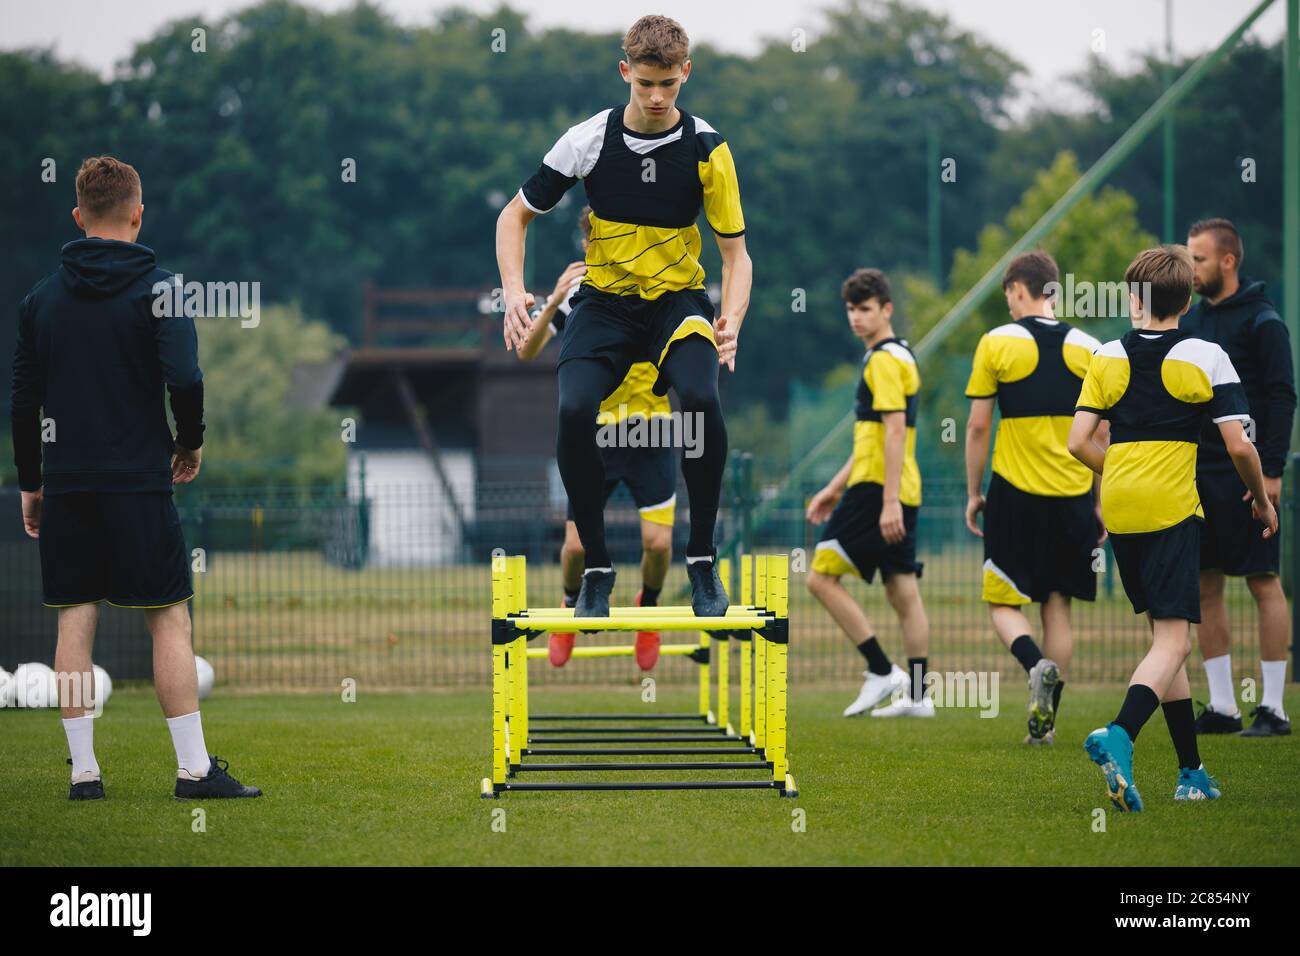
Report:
482,552,797,797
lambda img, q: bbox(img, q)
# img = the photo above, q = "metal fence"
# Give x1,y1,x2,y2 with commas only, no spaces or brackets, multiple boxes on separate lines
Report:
0,451,1278,694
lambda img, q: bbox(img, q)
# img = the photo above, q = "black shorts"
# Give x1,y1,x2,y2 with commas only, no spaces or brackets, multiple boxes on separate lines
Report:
981,472,1098,605
565,440,678,527
1109,517,1202,621
1198,467,1281,576
811,483,922,583
38,492,193,608
557,285,716,391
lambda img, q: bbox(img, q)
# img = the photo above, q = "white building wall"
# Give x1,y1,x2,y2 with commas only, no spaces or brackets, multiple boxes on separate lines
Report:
346,450,475,566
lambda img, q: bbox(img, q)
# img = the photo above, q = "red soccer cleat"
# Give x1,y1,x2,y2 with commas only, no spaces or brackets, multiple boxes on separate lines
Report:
634,590,660,671
549,593,577,667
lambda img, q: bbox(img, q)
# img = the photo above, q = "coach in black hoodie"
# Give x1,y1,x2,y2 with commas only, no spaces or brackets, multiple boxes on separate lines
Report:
1182,218,1295,738
11,156,259,800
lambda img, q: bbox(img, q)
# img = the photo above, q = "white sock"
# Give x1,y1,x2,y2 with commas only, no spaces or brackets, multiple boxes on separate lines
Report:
1261,660,1288,717
685,554,714,564
1203,654,1238,715
62,715,99,780
166,711,211,777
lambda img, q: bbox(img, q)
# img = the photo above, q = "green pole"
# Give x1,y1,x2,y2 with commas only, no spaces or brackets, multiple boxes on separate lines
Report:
1162,0,1176,242
928,122,942,284
1285,0,1299,678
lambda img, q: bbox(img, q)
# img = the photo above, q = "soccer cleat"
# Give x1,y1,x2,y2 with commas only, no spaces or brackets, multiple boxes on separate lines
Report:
1024,729,1056,745
1026,658,1060,740
174,756,262,799
548,593,577,667
66,760,104,801
1239,706,1291,737
575,568,616,618
870,694,935,718
1194,701,1243,735
687,556,728,617
1174,766,1222,800
1084,724,1143,812
843,664,908,717
633,590,660,671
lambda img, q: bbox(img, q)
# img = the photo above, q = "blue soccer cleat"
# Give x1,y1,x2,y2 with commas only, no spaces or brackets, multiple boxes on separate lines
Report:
1174,766,1221,801
1084,724,1143,812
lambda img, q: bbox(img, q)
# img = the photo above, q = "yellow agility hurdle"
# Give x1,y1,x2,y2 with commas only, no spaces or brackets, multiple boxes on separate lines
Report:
481,552,797,797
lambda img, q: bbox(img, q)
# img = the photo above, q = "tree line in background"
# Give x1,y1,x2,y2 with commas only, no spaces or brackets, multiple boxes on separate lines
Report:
0,0,1287,485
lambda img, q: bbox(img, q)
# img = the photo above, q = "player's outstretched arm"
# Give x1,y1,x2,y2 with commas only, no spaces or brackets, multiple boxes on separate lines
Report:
517,262,585,361
807,452,853,524
879,411,907,545
495,193,538,352
1220,419,1279,538
964,398,994,537
713,233,751,372
1067,410,1105,476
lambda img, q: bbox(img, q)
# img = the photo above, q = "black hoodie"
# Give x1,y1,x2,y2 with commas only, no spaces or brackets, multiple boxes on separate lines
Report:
10,238,205,494
1182,277,1295,477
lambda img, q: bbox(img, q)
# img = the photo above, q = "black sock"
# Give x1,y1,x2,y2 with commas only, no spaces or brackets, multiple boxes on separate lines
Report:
908,657,928,702
857,637,892,676
658,337,727,557
640,585,660,607
1009,634,1043,673
1114,684,1161,742
1052,680,1064,717
1162,698,1201,770
557,358,623,569
563,586,580,606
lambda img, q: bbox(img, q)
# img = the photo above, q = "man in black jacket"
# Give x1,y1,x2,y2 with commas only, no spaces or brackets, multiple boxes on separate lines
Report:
11,156,261,799
1183,218,1295,737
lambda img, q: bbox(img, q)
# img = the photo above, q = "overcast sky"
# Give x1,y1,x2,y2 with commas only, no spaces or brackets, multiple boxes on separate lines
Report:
0,0,1286,115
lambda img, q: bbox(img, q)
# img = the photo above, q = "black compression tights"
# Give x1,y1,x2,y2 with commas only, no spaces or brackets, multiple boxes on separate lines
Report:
556,336,728,569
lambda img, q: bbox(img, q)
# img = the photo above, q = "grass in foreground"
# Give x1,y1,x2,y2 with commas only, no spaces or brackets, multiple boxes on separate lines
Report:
2,684,1297,866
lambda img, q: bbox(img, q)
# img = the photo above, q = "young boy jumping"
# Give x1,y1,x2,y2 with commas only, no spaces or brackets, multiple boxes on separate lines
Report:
1068,245,1276,811
807,269,932,718
495,14,750,618
517,207,675,669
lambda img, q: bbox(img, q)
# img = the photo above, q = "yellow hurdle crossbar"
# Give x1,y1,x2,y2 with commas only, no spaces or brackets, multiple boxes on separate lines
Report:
525,643,702,660
481,552,797,799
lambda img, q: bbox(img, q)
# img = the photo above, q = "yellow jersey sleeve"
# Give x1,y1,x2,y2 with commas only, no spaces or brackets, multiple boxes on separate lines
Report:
1076,361,1107,413
965,335,999,398
698,140,745,238
866,352,907,412
1076,343,1129,413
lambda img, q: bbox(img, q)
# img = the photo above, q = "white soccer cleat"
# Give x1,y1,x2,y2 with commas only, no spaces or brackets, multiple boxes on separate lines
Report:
871,694,936,718
843,664,909,717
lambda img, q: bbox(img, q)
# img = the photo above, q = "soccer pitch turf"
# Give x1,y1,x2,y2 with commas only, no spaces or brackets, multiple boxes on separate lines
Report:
2,685,1297,867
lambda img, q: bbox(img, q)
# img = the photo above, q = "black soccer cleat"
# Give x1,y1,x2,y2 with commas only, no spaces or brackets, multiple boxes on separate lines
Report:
687,556,729,617
575,568,616,618
1194,702,1243,735
174,756,263,799
1239,706,1291,737
66,757,104,801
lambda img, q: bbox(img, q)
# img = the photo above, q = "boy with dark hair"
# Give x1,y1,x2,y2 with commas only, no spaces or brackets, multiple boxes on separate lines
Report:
11,156,259,801
807,269,932,718
964,249,1103,744
517,207,674,669
1068,245,1276,811
1183,217,1294,737
495,14,750,618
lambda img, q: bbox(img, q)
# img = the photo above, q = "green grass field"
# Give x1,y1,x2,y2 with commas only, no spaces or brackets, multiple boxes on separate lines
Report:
2,683,1297,866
